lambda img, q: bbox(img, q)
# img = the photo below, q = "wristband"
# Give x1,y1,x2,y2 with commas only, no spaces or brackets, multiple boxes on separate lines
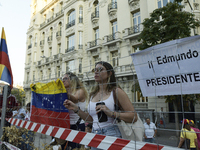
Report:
74,106,80,114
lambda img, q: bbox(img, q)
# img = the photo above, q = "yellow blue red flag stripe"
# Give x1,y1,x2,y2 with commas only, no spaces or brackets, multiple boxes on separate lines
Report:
0,28,13,88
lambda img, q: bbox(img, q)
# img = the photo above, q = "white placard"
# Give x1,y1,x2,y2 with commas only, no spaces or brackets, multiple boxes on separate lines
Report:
131,35,200,96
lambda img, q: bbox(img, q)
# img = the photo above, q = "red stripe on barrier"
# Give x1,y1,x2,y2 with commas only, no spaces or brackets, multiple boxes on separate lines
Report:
108,138,130,150
88,134,105,148
60,129,71,140
17,120,22,127
140,143,164,150
50,127,59,137
34,124,41,132
27,122,34,130
72,131,87,144
13,119,17,125
22,121,28,128
41,125,49,134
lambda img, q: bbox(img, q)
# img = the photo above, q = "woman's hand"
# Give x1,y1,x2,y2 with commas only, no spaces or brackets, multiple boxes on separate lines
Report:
63,99,78,111
95,104,112,117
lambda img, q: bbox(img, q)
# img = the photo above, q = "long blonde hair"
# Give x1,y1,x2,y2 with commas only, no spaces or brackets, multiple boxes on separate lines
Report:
64,72,88,100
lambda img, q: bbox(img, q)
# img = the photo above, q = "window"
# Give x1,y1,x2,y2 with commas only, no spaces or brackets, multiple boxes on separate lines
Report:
132,46,140,53
35,33,37,46
79,31,83,49
57,66,60,77
111,51,118,67
40,71,43,80
133,12,141,32
49,47,52,56
27,72,29,83
157,0,174,8
79,6,83,23
28,54,31,64
94,1,99,12
34,52,37,62
79,58,82,73
58,44,61,53
95,28,99,40
33,71,35,81
66,60,75,72
93,56,99,65
68,10,75,23
112,21,118,39
48,69,51,79
67,34,75,49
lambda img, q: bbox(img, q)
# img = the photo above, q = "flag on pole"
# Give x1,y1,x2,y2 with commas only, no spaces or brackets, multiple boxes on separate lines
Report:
30,79,70,129
0,28,13,89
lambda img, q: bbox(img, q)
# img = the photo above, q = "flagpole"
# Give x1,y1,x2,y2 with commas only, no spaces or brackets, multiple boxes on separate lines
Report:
0,85,9,150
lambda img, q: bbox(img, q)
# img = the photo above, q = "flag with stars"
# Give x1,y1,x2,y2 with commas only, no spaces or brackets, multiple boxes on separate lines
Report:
30,79,70,128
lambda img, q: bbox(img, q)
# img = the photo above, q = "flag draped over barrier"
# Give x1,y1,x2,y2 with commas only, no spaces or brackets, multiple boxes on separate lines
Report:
30,79,70,129
0,28,13,88
131,35,200,97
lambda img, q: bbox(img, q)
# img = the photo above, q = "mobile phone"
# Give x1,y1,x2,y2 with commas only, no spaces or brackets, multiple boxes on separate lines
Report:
96,102,108,123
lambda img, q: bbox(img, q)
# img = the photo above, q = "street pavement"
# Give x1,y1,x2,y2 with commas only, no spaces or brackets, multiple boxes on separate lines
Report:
33,123,180,149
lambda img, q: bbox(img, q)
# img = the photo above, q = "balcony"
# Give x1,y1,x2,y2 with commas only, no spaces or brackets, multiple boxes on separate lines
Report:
79,17,83,23
40,40,45,48
103,32,122,46
123,24,143,40
66,20,75,29
46,57,49,63
108,2,117,21
128,0,140,12
56,31,62,42
78,44,83,49
53,53,63,61
28,44,32,49
47,16,54,23
65,46,75,53
40,22,46,28
86,39,102,52
38,60,41,66
56,9,64,17
48,36,52,45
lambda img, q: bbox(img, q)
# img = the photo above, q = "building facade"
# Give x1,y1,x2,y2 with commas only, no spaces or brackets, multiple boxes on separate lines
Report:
24,0,200,122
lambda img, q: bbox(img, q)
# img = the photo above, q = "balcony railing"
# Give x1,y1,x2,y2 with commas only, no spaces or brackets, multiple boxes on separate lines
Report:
78,44,83,49
66,20,75,29
56,9,63,17
47,16,54,23
108,2,117,12
56,31,62,37
65,46,75,53
107,33,116,42
89,40,97,48
48,36,52,42
54,54,58,59
38,60,41,65
40,40,45,46
128,24,142,35
40,22,46,28
79,17,83,23
28,44,32,49
91,11,99,20
46,58,49,63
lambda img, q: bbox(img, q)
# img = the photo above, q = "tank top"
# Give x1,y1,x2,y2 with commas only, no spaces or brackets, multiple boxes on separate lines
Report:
69,101,86,125
88,91,115,130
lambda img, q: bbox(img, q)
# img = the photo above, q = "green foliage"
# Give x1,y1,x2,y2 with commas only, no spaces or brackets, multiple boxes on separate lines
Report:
138,1,200,50
11,89,25,104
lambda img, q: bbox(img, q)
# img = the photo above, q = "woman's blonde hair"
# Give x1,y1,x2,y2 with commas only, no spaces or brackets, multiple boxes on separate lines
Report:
64,72,88,100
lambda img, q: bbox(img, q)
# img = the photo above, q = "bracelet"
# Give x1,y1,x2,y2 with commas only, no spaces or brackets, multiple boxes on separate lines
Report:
74,106,80,114
111,111,115,118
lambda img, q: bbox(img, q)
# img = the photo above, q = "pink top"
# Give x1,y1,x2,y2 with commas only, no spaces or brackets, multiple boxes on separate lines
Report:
191,127,200,148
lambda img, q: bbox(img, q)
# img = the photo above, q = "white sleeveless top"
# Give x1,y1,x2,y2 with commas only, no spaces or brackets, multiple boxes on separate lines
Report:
69,101,86,125
88,91,115,130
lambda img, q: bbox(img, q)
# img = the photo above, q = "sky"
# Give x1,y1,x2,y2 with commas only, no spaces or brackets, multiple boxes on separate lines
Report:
0,0,32,86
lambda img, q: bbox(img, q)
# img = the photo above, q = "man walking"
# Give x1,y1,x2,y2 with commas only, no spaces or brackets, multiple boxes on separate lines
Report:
144,118,157,143
158,107,166,128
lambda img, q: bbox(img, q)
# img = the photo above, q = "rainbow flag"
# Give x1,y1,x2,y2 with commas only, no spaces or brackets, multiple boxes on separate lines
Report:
30,79,70,128
0,28,13,88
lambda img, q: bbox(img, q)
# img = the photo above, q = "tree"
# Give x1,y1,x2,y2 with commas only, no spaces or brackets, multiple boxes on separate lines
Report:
137,0,200,137
11,88,25,105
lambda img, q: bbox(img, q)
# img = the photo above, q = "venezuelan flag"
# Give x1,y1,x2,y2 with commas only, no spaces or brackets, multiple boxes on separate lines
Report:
0,28,13,88
30,79,70,129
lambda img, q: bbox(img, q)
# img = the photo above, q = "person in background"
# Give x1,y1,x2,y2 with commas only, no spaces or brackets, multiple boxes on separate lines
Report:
178,119,197,150
54,72,88,150
158,107,166,128
64,61,137,150
84,123,92,150
12,101,26,120
144,118,157,143
190,120,200,150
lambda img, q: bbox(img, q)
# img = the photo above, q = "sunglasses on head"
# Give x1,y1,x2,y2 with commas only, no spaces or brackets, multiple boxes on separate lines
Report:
92,67,105,73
